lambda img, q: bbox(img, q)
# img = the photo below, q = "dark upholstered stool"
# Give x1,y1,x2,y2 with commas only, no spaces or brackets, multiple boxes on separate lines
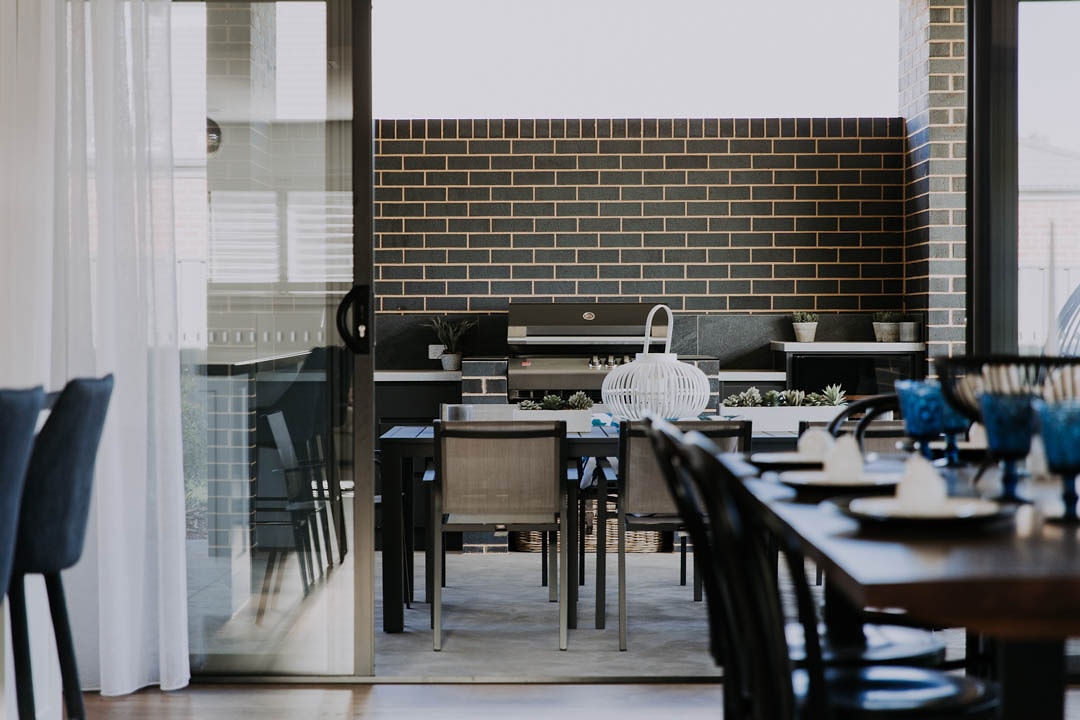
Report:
8,376,113,720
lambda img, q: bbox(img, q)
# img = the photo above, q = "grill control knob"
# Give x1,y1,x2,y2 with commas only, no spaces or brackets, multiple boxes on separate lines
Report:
623,355,631,365
607,355,616,368
590,355,600,369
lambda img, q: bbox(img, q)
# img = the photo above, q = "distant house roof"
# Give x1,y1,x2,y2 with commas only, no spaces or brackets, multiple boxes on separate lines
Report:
1020,137,1080,193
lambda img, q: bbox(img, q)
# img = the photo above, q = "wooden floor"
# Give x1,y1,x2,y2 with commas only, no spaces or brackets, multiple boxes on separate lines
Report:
83,683,1080,719
85,684,725,719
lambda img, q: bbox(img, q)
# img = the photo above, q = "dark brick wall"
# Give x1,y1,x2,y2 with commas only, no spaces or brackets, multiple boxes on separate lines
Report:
374,117,906,314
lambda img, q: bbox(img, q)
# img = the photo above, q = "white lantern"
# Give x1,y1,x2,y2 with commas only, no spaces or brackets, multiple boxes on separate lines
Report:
602,304,712,420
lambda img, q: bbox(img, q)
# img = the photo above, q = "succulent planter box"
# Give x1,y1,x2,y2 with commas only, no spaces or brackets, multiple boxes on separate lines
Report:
716,405,846,432
514,405,606,433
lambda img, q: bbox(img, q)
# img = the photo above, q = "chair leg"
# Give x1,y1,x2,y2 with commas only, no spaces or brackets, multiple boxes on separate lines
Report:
433,487,443,651
256,551,278,623
292,524,311,595
541,531,549,587
548,530,558,602
45,573,86,720
693,548,703,602
618,505,627,651
595,494,607,630
560,494,568,651
9,574,36,720
402,504,411,610
578,490,586,586
309,513,325,579
680,535,687,585
816,564,823,586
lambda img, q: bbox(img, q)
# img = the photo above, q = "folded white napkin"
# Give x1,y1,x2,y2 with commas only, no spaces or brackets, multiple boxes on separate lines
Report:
968,423,988,449
895,454,947,511
823,435,863,482
797,428,835,461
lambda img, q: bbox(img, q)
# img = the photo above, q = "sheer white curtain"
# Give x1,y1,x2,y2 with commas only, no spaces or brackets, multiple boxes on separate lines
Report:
1,0,189,709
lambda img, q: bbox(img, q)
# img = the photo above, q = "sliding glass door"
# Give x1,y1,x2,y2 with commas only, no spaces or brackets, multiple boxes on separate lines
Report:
172,0,373,676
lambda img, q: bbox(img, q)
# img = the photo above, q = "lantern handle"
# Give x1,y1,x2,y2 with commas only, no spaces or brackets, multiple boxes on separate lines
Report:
643,304,674,354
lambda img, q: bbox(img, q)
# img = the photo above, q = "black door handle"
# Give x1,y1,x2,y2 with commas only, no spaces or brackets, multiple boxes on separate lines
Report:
336,284,371,354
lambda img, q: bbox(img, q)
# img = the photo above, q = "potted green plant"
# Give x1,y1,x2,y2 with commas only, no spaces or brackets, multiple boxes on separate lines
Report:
423,316,477,371
718,384,847,431
899,313,920,342
791,311,819,343
515,391,600,432
872,311,902,342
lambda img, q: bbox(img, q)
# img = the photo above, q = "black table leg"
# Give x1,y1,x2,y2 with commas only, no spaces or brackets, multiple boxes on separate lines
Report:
567,480,578,629
822,579,865,647
403,457,415,604
997,639,1065,719
381,446,405,633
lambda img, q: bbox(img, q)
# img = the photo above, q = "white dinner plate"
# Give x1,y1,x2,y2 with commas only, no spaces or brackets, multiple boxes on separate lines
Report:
777,470,902,489
847,496,1003,520
750,451,824,467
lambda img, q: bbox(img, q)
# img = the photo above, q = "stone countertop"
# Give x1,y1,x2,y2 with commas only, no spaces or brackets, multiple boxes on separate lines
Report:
374,370,462,382
770,341,925,353
716,370,786,381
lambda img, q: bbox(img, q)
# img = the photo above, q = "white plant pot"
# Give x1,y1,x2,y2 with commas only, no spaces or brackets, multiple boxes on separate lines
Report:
792,322,818,343
898,321,919,342
872,322,900,342
440,353,462,371
514,406,605,433
716,404,847,432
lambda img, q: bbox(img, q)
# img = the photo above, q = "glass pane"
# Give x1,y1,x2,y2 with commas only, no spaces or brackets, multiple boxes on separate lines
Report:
1018,1,1080,355
173,0,356,675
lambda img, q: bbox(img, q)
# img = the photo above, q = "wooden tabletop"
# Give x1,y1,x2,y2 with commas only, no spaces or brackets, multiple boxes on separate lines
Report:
746,477,1080,638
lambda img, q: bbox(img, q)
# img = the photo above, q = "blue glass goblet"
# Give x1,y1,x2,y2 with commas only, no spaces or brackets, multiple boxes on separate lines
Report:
978,392,1035,503
940,391,972,467
1033,399,1080,523
895,380,943,460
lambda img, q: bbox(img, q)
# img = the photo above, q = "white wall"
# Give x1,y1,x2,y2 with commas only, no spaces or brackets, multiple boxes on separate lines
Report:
372,0,900,118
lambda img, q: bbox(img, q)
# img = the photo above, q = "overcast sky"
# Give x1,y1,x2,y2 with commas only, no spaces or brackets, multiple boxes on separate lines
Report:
1019,2,1080,154
372,0,900,118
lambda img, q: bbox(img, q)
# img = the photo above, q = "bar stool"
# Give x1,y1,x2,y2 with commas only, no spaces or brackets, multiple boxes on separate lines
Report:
8,376,113,720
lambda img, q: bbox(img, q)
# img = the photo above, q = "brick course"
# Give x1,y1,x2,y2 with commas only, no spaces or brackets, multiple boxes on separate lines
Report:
374,118,906,314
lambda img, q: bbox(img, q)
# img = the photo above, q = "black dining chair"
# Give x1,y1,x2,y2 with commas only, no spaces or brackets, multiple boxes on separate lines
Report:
0,387,46,599
8,375,114,720
647,419,943,667
676,429,998,719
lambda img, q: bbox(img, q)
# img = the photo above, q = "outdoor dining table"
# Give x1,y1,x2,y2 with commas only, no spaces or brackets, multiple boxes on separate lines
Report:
378,423,798,633
742,466,1080,719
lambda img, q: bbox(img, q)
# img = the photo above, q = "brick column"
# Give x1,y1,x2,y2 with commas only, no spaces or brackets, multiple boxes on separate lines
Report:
900,0,968,365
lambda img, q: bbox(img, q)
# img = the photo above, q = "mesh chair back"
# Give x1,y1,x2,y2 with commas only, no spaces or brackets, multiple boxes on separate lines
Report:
800,419,906,455
0,387,45,595
622,420,748,515
435,420,565,516
16,376,113,574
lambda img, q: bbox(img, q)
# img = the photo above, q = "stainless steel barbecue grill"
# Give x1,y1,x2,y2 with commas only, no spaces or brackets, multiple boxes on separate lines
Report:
505,302,708,402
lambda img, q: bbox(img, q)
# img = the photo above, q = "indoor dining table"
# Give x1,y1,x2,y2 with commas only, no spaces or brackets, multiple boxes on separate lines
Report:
742,471,1080,719
378,422,798,633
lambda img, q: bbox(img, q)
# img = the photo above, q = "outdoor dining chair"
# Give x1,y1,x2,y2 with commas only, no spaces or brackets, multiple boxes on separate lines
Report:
431,420,569,651
8,375,113,720
610,419,749,650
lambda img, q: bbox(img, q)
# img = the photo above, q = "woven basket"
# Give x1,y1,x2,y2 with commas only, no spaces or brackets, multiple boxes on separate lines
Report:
510,500,664,553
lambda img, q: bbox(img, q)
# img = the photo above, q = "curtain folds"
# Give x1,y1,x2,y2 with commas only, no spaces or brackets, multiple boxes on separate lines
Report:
2,0,189,705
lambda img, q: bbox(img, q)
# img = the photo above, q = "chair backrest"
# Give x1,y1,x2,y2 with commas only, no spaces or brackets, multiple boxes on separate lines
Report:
683,432,828,720
0,387,46,595
799,419,907,455
434,420,565,516
15,376,114,575
620,420,749,515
